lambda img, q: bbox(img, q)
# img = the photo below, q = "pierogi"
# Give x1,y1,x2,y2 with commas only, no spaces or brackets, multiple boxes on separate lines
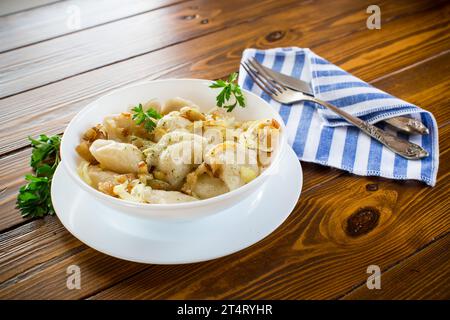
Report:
76,97,280,204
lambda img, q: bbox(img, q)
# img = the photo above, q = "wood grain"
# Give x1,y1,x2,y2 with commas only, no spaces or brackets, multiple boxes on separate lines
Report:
0,160,341,286
0,216,84,284
1,141,445,299
1,49,447,233
0,0,59,17
0,0,448,300
0,0,187,52
0,0,448,155
0,148,31,231
0,0,305,99
0,168,449,299
89,165,450,299
1,125,448,299
342,233,450,300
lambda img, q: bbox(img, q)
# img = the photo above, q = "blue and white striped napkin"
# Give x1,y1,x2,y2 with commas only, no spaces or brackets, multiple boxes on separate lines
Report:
239,47,439,186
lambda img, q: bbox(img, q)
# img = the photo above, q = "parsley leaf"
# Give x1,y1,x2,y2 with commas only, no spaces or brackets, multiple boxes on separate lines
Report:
17,175,54,218
16,134,61,218
28,134,61,171
209,72,246,112
131,103,162,132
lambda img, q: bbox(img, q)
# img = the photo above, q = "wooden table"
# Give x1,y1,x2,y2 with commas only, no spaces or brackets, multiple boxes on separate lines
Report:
0,0,449,300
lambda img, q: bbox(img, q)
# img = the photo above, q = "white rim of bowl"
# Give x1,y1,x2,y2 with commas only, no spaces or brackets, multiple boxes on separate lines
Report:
61,79,287,210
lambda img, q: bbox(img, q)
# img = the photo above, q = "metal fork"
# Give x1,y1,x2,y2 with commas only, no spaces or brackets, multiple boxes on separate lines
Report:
249,57,429,135
241,60,429,160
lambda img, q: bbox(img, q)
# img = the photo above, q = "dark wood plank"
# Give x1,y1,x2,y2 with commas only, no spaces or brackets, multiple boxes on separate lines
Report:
0,0,187,52
0,244,148,300
1,132,446,299
0,0,448,155
342,233,450,300
373,51,450,127
0,160,341,286
0,216,85,284
88,153,450,300
0,148,31,231
1,49,447,233
0,0,306,98
0,216,147,300
0,0,448,300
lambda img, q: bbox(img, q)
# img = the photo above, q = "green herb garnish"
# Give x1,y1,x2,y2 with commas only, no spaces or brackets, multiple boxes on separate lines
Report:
29,134,61,172
131,103,162,132
17,175,54,218
16,134,61,218
209,72,246,112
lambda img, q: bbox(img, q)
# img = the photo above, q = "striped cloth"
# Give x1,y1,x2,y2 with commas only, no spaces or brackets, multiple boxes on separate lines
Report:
239,48,439,186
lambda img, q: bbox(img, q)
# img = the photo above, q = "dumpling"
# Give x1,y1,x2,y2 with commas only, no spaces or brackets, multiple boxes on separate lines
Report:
112,179,197,204
155,99,203,134
77,160,136,196
161,97,199,114
89,139,144,173
145,131,205,164
200,111,240,145
143,189,197,204
182,163,229,199
239,118,280,152
142,99,161,114
204,141,259,191
192,174,229,199
103,112,151,142
156,111,192,134
85,164,116,186
158,141,201,187
145,131,207,188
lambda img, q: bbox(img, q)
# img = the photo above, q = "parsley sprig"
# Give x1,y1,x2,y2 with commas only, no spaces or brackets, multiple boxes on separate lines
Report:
209,73,246,112
16,135,61,218
131,103,162,132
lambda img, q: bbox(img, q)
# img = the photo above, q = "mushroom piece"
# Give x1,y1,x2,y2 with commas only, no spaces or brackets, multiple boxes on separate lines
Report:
76,140,98,164
75,124,108,163
103,112,151,142
147,179,172,190
179,106,205,121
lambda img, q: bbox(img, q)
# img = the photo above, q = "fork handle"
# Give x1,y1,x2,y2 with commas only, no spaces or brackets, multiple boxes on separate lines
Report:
312,98,429,160
383,116,429,135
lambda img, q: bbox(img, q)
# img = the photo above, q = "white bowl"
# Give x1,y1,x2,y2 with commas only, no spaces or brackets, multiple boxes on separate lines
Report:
61,79,287,221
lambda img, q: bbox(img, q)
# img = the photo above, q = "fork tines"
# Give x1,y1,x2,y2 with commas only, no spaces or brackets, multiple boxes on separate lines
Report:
241,60,283,97
248,58,287,90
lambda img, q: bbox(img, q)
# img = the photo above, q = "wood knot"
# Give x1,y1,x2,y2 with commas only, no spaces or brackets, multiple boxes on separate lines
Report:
181,14,199,20
366,183,378,191
345,207,380,237
201,18,209,24
265,30,285,42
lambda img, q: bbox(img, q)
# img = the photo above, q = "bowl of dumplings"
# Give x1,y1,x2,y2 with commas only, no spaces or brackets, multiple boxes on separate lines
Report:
60,79,287,221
